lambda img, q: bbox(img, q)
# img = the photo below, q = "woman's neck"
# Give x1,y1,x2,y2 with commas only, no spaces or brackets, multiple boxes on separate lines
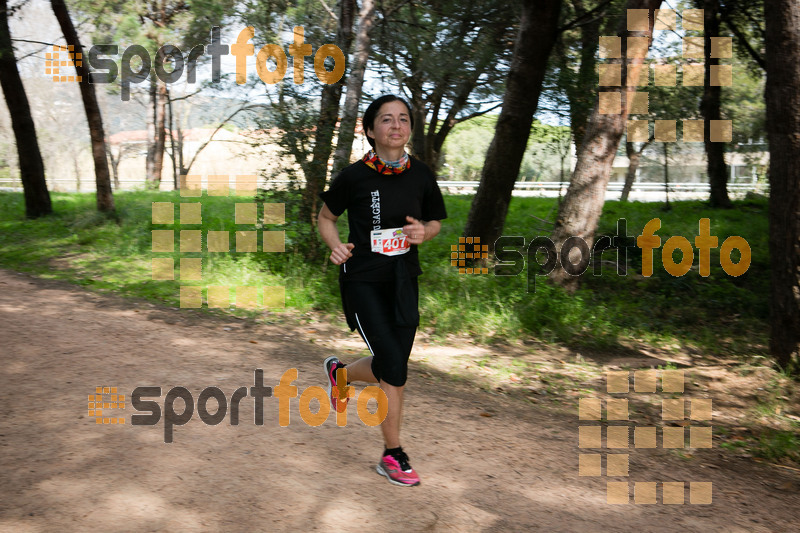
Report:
375,147,406,162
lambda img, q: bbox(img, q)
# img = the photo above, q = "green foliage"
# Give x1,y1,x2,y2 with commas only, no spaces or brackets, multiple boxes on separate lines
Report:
255,84,318,178
67,0,238,103
440,115,495,180
370,0,516,167
719,428,800,464
543,0,626,133
752,430,800,463
725,68,767,145
70,0,236,49
254,185,321,261
442,116,571,181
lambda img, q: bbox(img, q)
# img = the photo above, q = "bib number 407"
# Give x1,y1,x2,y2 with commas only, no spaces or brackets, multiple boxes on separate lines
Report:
384,235,407,253
371,227,410,256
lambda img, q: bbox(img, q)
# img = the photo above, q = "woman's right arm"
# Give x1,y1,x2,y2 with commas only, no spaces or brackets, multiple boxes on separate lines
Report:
318,203,355,265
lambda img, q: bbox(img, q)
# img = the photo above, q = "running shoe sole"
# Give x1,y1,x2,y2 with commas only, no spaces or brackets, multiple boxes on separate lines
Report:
323,356,344,411
376,461,421,487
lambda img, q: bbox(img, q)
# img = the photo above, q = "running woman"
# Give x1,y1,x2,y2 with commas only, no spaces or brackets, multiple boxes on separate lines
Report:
318,95,447,486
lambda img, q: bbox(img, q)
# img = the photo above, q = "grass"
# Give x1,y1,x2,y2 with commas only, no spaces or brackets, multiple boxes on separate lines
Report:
753,430,800,463
0,189,770,355
714,370,800,465
4,188,796,466
719,429,800,465
425,193,770,356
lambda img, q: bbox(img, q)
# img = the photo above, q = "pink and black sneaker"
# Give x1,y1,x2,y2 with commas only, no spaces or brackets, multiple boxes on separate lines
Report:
323,356,348,413
376,449,421,487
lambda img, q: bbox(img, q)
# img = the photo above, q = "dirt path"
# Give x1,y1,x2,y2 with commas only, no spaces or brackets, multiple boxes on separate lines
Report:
0,268,798,532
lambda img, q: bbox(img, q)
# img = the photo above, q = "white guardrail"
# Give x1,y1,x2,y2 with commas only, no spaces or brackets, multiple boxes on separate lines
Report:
438,181,761,192
0,179,764,194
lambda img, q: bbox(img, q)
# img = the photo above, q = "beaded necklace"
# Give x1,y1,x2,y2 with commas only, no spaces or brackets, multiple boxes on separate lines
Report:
362,150,410,175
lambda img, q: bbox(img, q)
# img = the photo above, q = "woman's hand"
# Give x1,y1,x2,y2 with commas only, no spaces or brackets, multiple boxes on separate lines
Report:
330,243,355,265
319,203,354,265
403,216,427,245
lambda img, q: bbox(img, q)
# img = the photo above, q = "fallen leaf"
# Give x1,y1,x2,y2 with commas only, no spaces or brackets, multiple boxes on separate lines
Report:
480,412,494,417
249,340,258,344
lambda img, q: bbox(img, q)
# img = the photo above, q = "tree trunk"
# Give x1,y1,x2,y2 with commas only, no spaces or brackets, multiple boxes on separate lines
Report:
167,86,178,190
145,67,166,190
73,151,81,192
112,160,120,189
764,0,800,371
409,90,427,159
565,0,603,154
331,0,375,174
302,0,356,229
463,0,563,246
145,77,157,187
106,144,120,190
153,76,167,189
549,0,662,289
176,105,187,175
178,131,186,176
702,0,731,208
621,140,650,201
0,0,51,218
51,0,114,213
662,141,670,210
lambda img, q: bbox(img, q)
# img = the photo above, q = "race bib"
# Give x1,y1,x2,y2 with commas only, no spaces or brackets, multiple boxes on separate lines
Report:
370,227,410,256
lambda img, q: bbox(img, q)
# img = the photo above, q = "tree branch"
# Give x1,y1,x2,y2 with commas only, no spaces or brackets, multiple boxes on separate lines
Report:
317,0,338,21
719,6,765,70
183,104,265,174
10,37,58,47
377,0,413,20
558,0,614,33
168,87,205,103
453,102,503,124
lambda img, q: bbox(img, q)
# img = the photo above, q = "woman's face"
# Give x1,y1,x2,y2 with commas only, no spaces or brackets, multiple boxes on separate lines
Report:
366,100,411,153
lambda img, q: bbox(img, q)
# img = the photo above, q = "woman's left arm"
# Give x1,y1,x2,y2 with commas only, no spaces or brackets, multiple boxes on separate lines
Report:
403,216,441,245
422,220,441,242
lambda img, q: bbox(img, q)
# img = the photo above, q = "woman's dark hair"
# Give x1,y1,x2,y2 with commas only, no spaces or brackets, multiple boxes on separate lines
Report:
362,95,414,148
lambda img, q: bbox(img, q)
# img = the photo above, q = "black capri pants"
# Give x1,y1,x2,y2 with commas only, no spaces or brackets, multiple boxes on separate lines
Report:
341,277,418,387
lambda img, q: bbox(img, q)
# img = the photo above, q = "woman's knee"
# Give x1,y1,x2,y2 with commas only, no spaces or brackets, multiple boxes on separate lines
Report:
378,358,408,387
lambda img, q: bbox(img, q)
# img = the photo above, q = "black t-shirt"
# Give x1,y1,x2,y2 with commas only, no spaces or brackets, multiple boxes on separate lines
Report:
319,157,448,281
